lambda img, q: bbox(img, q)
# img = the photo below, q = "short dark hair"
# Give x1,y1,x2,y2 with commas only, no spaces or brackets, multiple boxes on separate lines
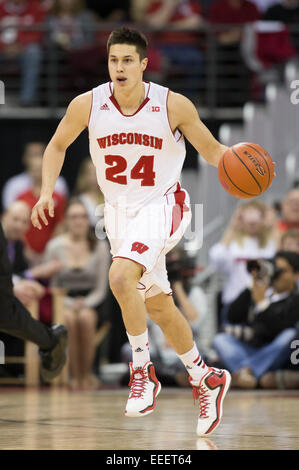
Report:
275,250,299,273
107,27,148,60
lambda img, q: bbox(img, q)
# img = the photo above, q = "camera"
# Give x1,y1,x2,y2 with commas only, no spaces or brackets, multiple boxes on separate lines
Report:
246,259,283,284
166,253,196,282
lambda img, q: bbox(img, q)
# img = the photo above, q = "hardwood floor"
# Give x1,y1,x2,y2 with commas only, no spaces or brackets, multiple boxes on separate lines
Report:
0,388,298,450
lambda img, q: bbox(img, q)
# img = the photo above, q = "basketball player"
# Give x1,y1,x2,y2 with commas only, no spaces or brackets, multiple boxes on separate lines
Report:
31,27,231,436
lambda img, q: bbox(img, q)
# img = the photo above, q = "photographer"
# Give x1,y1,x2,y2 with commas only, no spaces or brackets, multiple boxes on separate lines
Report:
212,251,299,389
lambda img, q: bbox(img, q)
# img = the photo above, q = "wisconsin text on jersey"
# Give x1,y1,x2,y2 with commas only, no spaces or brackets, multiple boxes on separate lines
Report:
97,133,163,150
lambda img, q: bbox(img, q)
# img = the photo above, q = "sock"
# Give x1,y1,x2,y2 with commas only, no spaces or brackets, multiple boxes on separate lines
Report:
178,343,209,384
127,329,150,368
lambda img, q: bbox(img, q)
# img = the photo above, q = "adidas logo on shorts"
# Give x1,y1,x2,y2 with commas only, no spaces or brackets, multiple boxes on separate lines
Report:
135,347,144,353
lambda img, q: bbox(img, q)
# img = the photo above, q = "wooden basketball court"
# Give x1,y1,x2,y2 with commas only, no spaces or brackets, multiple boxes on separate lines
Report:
0,387,298,450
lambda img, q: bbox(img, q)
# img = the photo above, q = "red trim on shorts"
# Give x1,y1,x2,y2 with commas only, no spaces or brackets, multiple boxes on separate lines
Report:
112,256,147,273
169,187,187,237
164,182,180,196
137,281,146,291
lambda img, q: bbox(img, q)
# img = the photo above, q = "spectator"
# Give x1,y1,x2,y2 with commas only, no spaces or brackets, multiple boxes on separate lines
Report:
121,247,209,387
277,188,299,233
45,0,102,94
209,201,277,326
209,0,260,106
1,200,63,282
73,157,104,228
0,0,46,105
86,0,130,22
2,141,68,211
212,251,299,389
280,228,299,253
14,144,67,262
46,0,95,51
142,0,204,99
264,0,299,51
43,198,111,390
241,20,296,100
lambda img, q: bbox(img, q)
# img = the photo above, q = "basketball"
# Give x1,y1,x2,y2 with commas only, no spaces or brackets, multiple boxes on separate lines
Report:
218,142,275,199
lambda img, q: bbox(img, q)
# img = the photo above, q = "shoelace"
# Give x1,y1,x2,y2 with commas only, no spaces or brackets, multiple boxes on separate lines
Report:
128,368,148,399
192,385,210,419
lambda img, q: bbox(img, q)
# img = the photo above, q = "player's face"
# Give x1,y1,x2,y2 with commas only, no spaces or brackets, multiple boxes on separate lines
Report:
108,44,147,91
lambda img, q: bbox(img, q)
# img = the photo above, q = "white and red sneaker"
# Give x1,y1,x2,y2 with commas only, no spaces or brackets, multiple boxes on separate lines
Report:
190,367,231,436
125,361,161,418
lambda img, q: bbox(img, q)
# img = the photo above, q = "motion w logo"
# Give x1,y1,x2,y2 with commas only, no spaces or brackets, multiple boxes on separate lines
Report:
131,242,149,254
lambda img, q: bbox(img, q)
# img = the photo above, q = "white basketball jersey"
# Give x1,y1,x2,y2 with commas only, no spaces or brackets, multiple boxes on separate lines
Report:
88,81,186,210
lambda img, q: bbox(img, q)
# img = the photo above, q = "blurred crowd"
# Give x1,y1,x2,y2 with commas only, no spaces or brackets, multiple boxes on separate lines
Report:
0,0,299,105
0,140,299,390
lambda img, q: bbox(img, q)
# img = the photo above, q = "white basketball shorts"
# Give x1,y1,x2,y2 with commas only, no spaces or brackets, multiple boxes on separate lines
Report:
104,184,192,299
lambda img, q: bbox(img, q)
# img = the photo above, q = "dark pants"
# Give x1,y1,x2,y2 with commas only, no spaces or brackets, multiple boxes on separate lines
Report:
0,223,53,350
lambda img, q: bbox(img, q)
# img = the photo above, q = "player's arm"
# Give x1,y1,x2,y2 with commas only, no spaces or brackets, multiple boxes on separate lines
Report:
31,92,92,230
168,92,228,167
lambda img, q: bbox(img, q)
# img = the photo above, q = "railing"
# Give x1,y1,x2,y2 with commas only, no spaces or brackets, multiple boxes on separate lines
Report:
1,22,297,118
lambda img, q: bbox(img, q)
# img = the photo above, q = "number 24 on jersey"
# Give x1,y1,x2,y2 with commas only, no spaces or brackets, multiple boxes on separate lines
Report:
105,154,156,186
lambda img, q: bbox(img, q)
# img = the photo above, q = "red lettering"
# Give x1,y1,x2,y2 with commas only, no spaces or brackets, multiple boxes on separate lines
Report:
131,242,149,254
112,134,119,145
127,133,133,144
119,133,126,144
134,133,142,145
143,134,149,146
97,137,107,149
155,137,162,150
107,135,111,147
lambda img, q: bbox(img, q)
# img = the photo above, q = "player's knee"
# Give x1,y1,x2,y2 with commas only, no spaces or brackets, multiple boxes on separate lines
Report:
147,306,170,327
109,263,140,297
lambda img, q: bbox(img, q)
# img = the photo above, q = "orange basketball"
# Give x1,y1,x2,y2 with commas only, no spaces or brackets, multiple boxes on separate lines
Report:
218,142,275,199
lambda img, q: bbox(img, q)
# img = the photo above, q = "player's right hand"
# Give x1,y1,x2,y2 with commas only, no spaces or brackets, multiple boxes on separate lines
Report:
31,195,55,230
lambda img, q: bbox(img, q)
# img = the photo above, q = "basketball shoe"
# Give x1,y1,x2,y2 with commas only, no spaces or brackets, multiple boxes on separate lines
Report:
190,367,231,436
125,361,161,417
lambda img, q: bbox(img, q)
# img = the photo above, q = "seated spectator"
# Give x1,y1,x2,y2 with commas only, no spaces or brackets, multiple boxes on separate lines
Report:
241,20,296,100
1,200,63,281
277,188,299,234
264,0,299,52
0,200,57,379
209,201,277,326
121,247,209,387
212,251,299,389
46,0,95,51
14,144,67,263
2,141,68,211
43,198,111,390
142,0,204,99
86,0,130,22
0,0,46,105
280,228,299,253
209,0,260,106
45,0,101,94
73,157,104,228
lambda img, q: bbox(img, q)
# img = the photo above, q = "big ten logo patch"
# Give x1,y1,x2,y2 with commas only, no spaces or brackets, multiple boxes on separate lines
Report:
131,242,149,254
